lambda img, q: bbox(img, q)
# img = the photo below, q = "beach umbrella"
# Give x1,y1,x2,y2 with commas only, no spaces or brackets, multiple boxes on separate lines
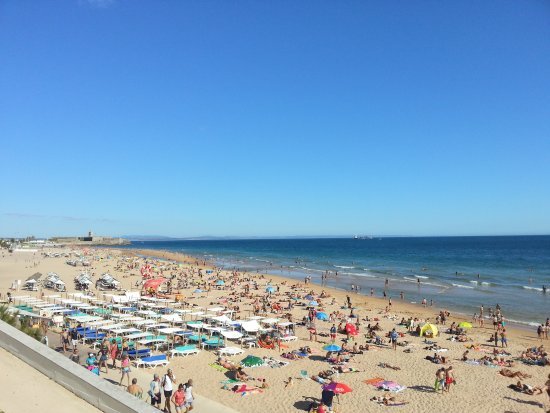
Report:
241,355,264,367
322,344,342,352
266,286,276,293
316,312,329,321
308,300,319,306
458,322,473,329
215,280,225,286
322,382,353,394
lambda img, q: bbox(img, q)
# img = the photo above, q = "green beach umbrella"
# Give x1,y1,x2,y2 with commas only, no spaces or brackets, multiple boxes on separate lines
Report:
240,355,264,367
458,322,473,329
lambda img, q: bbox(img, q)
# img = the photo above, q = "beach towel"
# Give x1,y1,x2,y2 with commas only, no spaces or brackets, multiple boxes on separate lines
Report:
464,360,480,365
210,363,229,373
364,377,384,385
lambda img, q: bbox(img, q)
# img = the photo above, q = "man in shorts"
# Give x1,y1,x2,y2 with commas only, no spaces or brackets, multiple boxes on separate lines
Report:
149,374,161,408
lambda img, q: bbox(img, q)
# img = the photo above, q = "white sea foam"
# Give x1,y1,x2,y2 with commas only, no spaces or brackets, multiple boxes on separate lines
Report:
416,275,429,279
403,277,418,282
334,265,354,269
452,283,474,289
342,271,375,278
522,286,543,292
481,282,490,286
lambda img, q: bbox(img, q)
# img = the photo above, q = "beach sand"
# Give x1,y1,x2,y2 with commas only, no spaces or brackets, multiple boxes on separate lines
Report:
0,247,549,413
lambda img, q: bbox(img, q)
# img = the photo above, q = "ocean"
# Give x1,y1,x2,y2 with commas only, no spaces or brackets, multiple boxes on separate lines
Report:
120,236,550,326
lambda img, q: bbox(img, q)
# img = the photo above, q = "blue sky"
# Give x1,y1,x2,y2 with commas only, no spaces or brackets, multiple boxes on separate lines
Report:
1,0,549,238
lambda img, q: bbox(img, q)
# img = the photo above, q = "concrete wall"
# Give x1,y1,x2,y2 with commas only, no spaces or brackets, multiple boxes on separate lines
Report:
0,320,240,413
0,321,157,413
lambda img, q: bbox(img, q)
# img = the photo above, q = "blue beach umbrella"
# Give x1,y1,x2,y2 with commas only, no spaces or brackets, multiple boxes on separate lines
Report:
215,280,225,286
316,312,329,321
322,344,342,352
266,286,276,293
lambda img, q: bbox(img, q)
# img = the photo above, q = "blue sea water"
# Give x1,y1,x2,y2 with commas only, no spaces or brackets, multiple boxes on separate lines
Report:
121,236,550,326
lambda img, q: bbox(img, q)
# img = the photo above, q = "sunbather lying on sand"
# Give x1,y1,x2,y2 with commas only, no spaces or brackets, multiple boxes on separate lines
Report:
508,381,543,395
499,369,531,379
231,384,263,394
378,362,401,370
370,395,409,406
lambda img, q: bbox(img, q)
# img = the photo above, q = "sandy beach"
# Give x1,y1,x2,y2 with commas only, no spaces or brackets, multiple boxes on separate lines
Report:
1,247,549,413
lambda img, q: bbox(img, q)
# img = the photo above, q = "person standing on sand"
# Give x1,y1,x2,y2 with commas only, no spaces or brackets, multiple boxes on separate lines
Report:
444,366,455,393
390,328,398,351
501,329,508,348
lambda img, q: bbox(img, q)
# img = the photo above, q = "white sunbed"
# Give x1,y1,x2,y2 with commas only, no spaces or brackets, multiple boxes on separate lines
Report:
170,345,201,357
218,347,244,356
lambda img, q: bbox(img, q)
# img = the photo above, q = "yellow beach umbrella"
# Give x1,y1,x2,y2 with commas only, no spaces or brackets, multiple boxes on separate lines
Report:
419,323,439,337
458,322,473,329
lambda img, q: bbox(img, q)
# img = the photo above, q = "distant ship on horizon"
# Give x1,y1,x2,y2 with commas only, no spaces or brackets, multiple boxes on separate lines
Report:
354,235,373,240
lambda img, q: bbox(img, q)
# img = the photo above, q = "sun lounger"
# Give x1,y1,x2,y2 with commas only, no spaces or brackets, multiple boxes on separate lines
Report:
170,345,200,357
127,348,151,359
218,347,244,356
133,354,169,368
201,338,225,349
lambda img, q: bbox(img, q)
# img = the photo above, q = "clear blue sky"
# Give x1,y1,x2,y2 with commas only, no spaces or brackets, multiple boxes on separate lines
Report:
1,0,549,238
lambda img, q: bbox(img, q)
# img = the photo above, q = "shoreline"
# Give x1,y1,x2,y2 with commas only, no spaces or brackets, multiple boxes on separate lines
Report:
124,247,540,342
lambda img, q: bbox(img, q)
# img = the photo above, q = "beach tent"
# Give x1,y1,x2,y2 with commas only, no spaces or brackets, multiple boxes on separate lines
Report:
215,280,225,286
420,323,439,337
266,286,276,293
143,278,168,292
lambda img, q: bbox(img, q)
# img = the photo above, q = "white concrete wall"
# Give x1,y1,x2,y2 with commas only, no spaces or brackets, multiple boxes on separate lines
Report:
0,320,240,413
0,321,156,413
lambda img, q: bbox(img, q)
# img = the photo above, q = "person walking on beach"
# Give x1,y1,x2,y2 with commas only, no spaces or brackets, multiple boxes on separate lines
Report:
171,383,186,413
163,368,176,413
119,353,131,387
184,379,195,411
109,338,118,369
435,368,445,393
60,329,69,352
149,374,162,408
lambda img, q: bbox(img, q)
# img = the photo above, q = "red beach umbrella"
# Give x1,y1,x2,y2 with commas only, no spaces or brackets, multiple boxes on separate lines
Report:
322,382,353,394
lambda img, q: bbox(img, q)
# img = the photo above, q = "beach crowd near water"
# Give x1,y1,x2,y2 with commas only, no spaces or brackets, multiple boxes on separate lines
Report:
1,247,549,413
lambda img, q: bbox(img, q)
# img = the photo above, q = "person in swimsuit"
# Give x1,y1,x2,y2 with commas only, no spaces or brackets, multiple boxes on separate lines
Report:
119,353,131,387
444,366,455,393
